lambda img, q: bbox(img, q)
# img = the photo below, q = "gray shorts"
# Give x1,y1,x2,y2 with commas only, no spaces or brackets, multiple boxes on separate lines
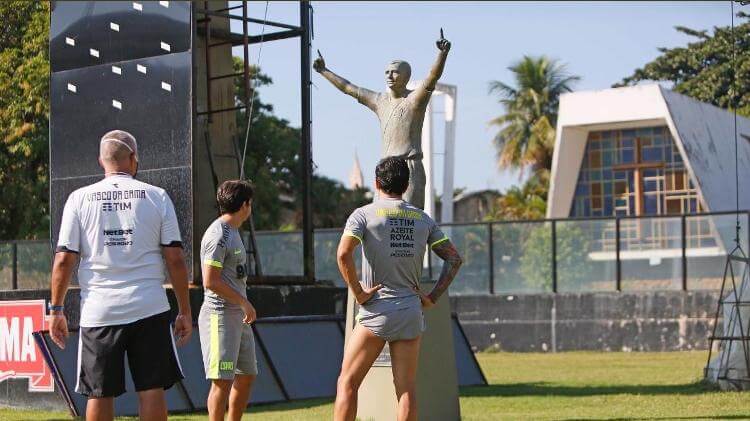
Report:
357,295,425,342
198,306,258,380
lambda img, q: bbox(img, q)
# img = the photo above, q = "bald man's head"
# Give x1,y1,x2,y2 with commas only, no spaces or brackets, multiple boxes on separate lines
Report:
99,130,138,163
98,130,139,176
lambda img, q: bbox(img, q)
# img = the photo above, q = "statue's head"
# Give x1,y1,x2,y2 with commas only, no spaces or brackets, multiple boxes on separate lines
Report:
385,60,411,90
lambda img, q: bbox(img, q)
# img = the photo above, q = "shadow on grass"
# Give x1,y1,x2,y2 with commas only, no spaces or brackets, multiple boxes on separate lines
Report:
560,417,750,421
245,397,333,414
460,380,719,398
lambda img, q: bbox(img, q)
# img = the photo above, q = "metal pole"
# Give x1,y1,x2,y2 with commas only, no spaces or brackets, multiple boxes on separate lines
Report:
11,242,18,290
241,1,250,110
488,223,495,294
681,214,687,291
615,218,622,292
551,220,558,293
300,1,315,281
203,1,212,123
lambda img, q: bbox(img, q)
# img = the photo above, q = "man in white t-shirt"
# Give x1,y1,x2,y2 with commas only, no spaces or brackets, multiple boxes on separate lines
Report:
48,130,192,421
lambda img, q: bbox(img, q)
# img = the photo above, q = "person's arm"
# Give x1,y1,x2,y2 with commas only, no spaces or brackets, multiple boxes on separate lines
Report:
427,240,462,304
313,51,361,98
49,193,81,349
162,246,192,345
159,192,193,344
49,251,78,349
414,30,451,104
336,235,382,305
202,264,256,324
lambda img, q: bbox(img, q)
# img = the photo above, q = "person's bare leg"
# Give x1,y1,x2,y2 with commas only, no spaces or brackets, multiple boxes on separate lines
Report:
86,397,114,421
227,374,255,421
207,379,233,421
390,336,421,421
334,324,386,421
137,388,167,421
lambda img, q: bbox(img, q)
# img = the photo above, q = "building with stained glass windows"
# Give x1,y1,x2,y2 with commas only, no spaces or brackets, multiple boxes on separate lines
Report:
545,85,750,290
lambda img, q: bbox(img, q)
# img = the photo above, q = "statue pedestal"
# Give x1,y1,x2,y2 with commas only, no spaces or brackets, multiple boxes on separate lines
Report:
344,282,461,421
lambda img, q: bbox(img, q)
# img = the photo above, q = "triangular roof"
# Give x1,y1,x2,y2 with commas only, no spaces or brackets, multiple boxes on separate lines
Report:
547,84,750,217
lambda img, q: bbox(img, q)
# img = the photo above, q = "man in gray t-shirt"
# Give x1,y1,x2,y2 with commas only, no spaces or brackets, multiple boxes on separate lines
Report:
202,219,249,312
198,180,258,421
344,200,448,305
335,157,463,421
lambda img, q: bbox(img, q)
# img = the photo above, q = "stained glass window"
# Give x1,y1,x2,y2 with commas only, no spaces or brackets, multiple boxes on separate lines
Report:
570,126,704,217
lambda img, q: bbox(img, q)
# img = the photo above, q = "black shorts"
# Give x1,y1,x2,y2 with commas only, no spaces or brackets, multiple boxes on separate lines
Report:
75,311,184,398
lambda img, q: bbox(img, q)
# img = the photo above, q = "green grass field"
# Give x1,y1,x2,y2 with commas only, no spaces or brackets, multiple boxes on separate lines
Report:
3,351,749,420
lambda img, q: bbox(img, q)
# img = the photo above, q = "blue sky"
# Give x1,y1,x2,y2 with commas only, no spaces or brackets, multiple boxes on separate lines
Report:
230,1,732,194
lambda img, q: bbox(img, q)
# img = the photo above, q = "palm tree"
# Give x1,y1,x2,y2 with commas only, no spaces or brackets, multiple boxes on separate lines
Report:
489,56,580,175
488,170,549,220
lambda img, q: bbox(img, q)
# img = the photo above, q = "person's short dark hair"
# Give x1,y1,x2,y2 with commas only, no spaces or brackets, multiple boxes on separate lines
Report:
375,156,410,195
216,180,254,215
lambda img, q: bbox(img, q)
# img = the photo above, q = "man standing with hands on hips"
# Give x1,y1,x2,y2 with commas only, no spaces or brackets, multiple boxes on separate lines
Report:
48,130,192,421
334,157,463,421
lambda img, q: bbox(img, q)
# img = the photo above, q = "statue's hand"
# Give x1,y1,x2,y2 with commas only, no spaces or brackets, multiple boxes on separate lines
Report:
313,49,326,73
436,38,451,52
436,28,451,52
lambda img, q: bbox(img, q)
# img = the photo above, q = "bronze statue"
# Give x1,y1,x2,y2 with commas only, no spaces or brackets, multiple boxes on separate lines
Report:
314,30,451,210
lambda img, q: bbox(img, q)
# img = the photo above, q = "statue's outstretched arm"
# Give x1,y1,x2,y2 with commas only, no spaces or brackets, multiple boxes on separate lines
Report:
418,30,451,99
314,50,361,98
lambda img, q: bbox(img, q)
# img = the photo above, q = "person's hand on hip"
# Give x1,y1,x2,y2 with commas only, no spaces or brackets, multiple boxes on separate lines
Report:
355,283,383,305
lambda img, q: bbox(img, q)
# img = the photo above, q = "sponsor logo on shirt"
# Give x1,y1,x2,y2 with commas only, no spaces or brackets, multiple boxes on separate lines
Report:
103,227,134,247
102,202,132,212
387,217,416,257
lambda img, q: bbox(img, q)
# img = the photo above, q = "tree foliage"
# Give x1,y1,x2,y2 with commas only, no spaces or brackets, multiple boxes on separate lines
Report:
617,12,750,116
487,56,578,221
487,170,549,221
0,1,50,239
519,222,591,291
489,56,579,175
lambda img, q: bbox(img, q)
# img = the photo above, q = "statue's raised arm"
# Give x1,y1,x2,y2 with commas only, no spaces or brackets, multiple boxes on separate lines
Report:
314,50,378,112
314,32,452,210
415,29,451,102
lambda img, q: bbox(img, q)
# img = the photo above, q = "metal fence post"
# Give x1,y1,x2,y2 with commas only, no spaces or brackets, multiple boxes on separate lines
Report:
11,242,18,290
551,220,558,293
488,223,495,295
615,218,621,292
681,214,687,291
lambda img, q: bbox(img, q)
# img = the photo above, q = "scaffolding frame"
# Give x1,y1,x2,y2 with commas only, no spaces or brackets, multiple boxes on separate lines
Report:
194,1,315,282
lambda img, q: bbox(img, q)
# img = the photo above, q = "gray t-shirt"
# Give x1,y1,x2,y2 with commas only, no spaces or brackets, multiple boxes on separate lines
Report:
343,197,447,303
200,218,248,312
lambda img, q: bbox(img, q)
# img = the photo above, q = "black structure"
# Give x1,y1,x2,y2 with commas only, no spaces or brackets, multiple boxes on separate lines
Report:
33,315,485,417
49,1,315,283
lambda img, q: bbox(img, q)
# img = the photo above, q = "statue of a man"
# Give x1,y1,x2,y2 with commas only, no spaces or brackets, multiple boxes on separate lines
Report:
314,31,451,210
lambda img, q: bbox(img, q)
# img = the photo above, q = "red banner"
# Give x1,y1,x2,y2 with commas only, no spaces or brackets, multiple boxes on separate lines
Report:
0,300,54,392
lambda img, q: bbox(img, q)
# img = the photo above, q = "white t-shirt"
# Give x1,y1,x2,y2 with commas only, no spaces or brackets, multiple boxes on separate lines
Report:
56,174,182,327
